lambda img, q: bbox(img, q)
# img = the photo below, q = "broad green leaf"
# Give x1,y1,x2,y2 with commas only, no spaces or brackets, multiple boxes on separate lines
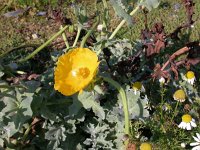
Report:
68,98,83,116
141,0,160,11
0,138,4,148
75,91,105,120
24,81,41,93
2,95,18,116
20,96,33,116
83,122,115,149
4,122,18,138
109,0,133,25
12,109,29,129
40,105,57,122
45,126,66,150
118,86,150,119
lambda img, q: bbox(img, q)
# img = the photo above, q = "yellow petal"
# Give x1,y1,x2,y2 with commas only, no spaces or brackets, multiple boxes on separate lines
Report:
54,48,99,96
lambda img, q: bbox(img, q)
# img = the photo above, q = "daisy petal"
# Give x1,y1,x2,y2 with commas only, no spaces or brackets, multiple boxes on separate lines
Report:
193,136,200,142
192,119,196,122
191,121,197,128
178,122,184,128
186,123,191,130
190,142,200,146
192,146,200,150
196,133,200,141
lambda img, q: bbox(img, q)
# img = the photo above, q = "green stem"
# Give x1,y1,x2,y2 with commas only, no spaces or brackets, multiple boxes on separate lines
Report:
22,124,32,142
60,25,70,49
0,84,26,89
72,26,82,47
80,17,100,48
102,0,108,28
0,44,38,58
18,25,68,62
171,101,179,122
160,84,165,123
102,77,130,136
102,0,108,8
108,1,142,40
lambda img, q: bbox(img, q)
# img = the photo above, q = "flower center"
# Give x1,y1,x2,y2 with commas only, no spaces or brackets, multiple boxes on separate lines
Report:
186,71,195,79
71,67,90,79
182,114,192,123
132,82,142,90
173,89,186,100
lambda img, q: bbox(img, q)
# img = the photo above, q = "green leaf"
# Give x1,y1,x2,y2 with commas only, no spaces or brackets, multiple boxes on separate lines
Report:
83,122,115,149
24,81,41,93
12,109,28,129
45,126,66,149
109,0,133,25
75,91,105,120
2,94,18,116
141,0,160,11
0,138,4,148
20,96,33,116
68,98,83,116
4,122,18,138
40,105,58,122
60,132,85,150
0,64,4,78
118,86,150,119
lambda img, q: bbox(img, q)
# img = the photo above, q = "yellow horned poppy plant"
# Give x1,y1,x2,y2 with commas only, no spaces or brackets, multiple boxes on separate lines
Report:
54,48,99,96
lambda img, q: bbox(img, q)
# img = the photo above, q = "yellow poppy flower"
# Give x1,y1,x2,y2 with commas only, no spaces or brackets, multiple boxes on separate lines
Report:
140,142,152,150
54,48,99,96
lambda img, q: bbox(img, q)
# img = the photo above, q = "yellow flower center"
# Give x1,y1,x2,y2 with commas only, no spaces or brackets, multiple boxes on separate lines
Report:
182,114,192,123
71,67,90,79
186,71,195,79
140,143,152,150
132,82,142,90
173,89,186,101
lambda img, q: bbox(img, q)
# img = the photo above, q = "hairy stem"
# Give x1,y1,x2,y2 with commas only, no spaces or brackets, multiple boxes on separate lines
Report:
80,17,100,48
22,124,32,142
60,25,70,49
102,77,130,142
72,26,82,47
171,101,179,122
18,25,68,62
108,1,142,40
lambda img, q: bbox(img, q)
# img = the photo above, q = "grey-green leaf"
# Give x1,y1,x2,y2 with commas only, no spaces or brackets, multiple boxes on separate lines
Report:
141,0,160,11
109,0,133,25
76,91,105,120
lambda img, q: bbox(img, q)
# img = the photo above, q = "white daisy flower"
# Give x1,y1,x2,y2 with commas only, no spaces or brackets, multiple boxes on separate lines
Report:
173,89,186,102
132,82,145,95
185,71,196,85
178,114,197,130
190,133,200,150
159,76,165,84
